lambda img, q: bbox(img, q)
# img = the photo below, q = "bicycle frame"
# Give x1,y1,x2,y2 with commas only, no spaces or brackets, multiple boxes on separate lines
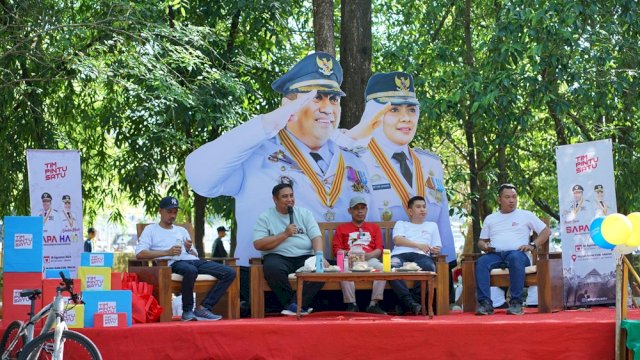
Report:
2,273,80,360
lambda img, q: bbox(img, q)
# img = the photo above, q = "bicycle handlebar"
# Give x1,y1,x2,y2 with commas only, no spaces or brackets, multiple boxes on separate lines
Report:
59,271,84,305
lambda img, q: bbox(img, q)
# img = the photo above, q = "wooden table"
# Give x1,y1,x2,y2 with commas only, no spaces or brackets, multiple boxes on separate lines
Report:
294,271,437,319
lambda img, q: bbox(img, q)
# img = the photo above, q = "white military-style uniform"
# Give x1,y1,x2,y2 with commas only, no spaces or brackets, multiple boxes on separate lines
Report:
60,209,77,230
185,115,373,266
38,208,58,226
594,199,610,218
353,131,456,263
562,198,592,223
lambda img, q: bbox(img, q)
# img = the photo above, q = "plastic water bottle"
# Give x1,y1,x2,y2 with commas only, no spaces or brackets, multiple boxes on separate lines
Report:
315,250,324,273
383,249,391,272
337,250,345,272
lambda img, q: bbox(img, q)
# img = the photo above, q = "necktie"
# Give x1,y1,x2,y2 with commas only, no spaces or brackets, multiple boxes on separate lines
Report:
392,151,413,187
310,152,328,174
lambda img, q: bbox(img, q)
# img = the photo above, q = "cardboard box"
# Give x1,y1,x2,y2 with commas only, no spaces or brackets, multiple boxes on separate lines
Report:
80,252,114,268
44,269,71,279
93,313,128,328
78,266,111,291
111,272,122,290
64,304,85,328
42,278,82,304
2,273,43,323
3,216,43,272
82,290,132,327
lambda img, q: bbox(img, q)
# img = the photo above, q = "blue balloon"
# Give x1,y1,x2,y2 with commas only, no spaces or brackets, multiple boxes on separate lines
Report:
590,216,615,250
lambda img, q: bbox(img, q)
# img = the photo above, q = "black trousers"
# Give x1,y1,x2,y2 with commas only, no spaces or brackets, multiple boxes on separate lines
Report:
262,253,324,308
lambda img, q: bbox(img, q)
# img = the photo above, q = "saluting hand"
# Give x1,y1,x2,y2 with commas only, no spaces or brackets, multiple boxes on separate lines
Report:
263,90,318,133
344,100,391,140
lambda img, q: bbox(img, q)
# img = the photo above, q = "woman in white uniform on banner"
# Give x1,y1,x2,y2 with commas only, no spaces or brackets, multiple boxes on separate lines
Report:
340,72,456,264
185,53,373,266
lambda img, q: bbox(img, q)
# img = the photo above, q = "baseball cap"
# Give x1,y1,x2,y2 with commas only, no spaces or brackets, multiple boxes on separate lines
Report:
349,196,367,208
159,196,180,210
217,226,228,232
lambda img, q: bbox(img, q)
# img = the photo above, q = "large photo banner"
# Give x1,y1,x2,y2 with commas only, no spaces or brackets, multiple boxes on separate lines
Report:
556,139,616,307
185,54,455,266
27,149,83,276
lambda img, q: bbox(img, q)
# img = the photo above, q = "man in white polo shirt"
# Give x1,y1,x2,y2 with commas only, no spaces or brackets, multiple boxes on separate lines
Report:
475,184,550,316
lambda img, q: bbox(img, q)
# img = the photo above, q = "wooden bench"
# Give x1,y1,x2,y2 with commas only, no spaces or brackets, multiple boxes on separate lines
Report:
250,221,450,317
127,223,240,321
461,223,564,313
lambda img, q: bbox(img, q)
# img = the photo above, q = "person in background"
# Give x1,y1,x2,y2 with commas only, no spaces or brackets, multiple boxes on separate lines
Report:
212,226,229,258
333,196,387,314
136,196,236,321
84,227,96,252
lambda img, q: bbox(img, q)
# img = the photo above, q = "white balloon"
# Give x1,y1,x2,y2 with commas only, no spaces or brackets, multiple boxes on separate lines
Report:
614,244,638,255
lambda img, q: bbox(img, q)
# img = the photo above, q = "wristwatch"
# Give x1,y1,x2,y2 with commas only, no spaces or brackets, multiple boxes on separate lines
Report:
530,243,537,250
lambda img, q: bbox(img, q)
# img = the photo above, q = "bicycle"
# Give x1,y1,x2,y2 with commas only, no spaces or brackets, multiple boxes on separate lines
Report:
0,271,102,360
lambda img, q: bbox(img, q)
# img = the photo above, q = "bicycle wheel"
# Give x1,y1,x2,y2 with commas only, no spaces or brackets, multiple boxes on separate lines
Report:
0,320,26,360
17,330,101,360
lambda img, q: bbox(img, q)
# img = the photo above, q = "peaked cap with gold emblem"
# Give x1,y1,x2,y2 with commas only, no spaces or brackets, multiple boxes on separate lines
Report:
365,71,419,105
271,52,346,96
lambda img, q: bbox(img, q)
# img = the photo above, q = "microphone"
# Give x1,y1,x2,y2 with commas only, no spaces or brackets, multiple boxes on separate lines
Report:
288,206,294,225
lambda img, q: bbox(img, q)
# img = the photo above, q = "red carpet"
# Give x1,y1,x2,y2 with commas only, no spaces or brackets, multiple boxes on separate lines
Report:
3,307,634,360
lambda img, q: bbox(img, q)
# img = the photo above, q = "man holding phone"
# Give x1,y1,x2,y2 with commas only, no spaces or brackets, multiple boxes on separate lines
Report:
135,196,236,321
475,184,550,316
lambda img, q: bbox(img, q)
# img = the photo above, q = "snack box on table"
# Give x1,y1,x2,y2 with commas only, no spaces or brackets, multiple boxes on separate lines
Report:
82,290,132,327
3,216,43,272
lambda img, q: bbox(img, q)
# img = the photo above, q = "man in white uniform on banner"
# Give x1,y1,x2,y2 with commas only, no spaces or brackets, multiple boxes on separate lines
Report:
185,52,373,266
38,192,58,226
346,72,455,264
593,184,610,218
563,184,592,223
60,195,78,230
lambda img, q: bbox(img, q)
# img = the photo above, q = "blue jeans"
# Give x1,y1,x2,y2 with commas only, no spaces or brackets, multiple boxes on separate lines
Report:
475,251,530,305
389,252,435,306
171,259,236,312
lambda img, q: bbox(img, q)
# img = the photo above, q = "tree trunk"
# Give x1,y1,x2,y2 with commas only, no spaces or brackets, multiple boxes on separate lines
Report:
339,0,371,130
313,0,335,55
462,0,481,253
194,192,207,257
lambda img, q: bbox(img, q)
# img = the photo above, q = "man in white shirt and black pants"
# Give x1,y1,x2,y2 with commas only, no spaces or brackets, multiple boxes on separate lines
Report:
475,184,550,316
136,196,236,321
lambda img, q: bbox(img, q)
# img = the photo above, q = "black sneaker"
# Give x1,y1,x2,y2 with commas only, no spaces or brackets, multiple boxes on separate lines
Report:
366,303,387,315
345,303,359,312
506,301,524,315
410,303,422,316
475,301,494,316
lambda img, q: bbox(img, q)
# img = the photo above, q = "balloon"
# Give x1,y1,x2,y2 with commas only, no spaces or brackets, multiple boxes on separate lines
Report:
589,217,615,250
614,244,637,255
601,213,632,245
625,212,640,246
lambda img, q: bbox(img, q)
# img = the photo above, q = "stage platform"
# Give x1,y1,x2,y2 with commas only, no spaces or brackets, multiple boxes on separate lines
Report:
2,307,634,359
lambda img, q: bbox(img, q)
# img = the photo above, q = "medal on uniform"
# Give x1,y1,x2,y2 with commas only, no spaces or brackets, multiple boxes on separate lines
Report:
369,138,424,216
346,166,368,193
381,200,393,221
278,130,345,220
324,208,336,221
